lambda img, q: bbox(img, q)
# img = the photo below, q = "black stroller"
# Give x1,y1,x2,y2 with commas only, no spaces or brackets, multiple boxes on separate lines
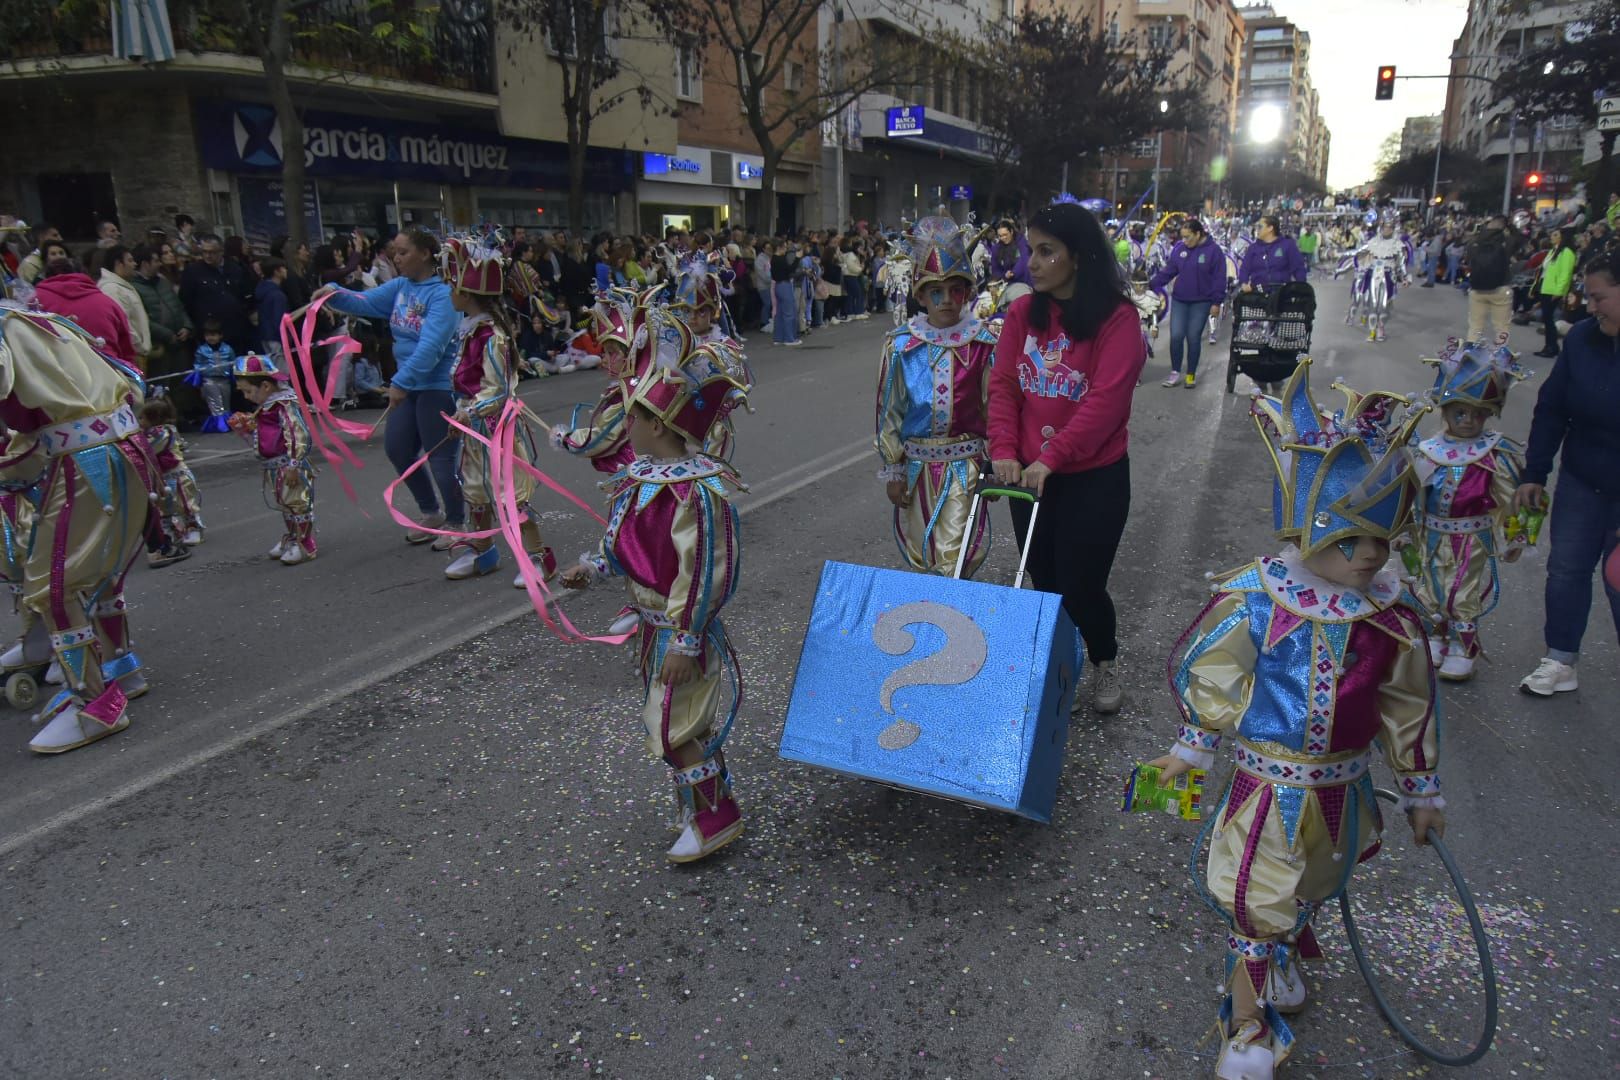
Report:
1224,281,1316,393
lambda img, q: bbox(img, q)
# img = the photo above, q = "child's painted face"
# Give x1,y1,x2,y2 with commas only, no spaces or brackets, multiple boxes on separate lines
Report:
920,278,972,327
1302,534,1391,590
687,304,716,336
600,341,629,378
1441,402,1489,440
237,379,275,406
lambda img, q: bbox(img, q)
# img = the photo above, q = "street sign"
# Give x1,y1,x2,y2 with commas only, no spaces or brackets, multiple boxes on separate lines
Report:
1599,96,1620,114
1599,113,1620,132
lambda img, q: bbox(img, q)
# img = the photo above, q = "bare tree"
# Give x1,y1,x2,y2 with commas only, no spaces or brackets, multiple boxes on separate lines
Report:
687,0,952,235
495,0,691,230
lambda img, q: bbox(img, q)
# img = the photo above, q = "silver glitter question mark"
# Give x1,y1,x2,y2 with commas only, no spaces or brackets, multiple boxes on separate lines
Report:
871,601,988,751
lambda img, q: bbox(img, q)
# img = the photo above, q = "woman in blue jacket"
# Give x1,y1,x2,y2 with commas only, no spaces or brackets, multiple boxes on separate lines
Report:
1147,218,1227,388
1513,248,1620,696
317,229,464,542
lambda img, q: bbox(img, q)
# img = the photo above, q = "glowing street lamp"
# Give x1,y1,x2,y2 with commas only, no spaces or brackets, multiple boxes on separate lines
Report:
1250,104,1284,144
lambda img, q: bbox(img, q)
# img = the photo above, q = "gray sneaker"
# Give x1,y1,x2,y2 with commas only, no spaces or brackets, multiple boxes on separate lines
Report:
1090,660,1123,715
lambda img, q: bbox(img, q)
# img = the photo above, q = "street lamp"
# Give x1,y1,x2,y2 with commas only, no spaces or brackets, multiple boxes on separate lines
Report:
1154,98,1169,209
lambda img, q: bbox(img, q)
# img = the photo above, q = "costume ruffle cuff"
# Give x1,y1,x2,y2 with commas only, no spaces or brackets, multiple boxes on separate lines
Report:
667,630,704,657
574,553,611,583
1176,723,1222,759
1169,744,1216,770
876,461,905,483
1396,771,1442,812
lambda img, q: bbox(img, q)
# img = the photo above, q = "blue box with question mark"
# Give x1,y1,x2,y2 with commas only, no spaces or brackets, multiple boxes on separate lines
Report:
779,561,1081,823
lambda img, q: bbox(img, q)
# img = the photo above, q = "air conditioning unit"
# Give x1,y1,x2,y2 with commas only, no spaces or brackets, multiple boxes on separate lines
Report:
711,151,734,184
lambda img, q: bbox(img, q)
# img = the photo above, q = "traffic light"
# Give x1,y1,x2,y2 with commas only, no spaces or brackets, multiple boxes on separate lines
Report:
1375,66,1395,100
1526,172,1542,189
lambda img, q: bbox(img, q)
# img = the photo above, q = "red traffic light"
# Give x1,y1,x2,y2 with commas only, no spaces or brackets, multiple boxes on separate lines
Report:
1379,67,1394,79
1526,172,1542,187
1375,65,1396,100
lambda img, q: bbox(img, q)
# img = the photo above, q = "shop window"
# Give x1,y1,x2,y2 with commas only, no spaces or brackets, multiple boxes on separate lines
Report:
677,45,702,101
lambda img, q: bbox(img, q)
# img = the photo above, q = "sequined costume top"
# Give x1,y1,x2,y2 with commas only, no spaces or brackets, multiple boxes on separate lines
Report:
1414,432,1522,537
1171,552,1440,804
875,313,998,483
143,423,191,475
582,454,743,658
452,316,520,428
244,390,311,465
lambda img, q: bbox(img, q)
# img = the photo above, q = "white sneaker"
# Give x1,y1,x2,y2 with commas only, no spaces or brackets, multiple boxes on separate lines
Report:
431,528,462,552
405,513,446,545
1090,660,1123,715
1427,637,1447,667
279,545,309,566
1161,372,1182,387
1438,652,1475,682
268,537,289,560
183,529,203,546
1519,657,1577,696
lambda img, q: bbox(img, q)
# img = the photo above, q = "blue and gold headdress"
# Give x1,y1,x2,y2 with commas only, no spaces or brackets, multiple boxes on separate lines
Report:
1422,333,1527,415
1250,359,1425,558
901,215,975,296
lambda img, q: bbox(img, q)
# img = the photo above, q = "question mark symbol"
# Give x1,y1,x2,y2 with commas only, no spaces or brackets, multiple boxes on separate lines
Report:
872,601,988,751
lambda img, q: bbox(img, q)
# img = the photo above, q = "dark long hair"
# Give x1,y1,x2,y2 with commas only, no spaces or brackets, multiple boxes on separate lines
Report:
1025,204,1130,343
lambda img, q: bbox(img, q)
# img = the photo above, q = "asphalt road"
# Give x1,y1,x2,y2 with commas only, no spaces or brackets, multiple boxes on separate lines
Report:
2,275,1614,1079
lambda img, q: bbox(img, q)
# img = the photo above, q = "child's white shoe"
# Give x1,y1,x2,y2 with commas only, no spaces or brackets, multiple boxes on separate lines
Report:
1438,652,1475,682
183,529,203,546
268,537,289,560
279,544,309,566
1264,962,1308,1015
1215,1020,1276,1080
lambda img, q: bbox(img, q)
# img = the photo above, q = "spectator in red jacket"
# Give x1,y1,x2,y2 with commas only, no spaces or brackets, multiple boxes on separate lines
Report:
33,256,139,367
987,202,1147,715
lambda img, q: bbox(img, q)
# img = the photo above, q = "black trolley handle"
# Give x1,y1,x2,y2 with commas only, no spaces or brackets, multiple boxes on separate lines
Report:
955,480,1040,587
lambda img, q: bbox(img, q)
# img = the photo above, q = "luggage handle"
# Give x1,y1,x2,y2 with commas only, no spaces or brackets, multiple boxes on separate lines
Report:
954,480,1042,587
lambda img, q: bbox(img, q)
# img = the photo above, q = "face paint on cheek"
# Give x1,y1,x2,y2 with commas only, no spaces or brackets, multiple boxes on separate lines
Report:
1336,539,1360,562
927,288,948,307
949,283,970,304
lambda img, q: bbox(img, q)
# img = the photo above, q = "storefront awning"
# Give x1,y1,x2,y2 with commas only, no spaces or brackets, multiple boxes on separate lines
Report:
110,0,176,63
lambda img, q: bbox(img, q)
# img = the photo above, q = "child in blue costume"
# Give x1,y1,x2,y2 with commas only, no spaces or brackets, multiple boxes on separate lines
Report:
1147,360,1445,1080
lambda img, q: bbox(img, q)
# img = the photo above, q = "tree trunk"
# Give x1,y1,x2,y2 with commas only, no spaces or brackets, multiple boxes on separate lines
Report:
566,106,589,232
759,152,779,236
262,0,306,251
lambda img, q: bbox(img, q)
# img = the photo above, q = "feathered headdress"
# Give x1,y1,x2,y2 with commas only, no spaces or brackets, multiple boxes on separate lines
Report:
619,320,749,446
1250,359,1426,558
667,251,724,313
900,215,975,297
1421,334,1528,415
441,230,506,297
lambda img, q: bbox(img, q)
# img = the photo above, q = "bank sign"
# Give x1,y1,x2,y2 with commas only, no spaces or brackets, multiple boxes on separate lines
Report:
194,101,632,191
886,106,925,138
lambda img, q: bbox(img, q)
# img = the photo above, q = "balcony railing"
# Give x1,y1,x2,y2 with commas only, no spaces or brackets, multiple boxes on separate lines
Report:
0,0,494,94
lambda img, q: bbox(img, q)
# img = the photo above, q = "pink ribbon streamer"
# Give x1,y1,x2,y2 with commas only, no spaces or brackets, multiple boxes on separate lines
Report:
278,296,380,507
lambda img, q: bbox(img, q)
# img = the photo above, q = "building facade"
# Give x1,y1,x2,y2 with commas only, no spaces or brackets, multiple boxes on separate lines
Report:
1442,0,1590,206
1233,3,1330,191
1400,114,1443,160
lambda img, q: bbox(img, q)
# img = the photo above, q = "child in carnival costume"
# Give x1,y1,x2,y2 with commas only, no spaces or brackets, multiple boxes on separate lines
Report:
439,235,558,588
0,305,160,752
875,215,1000,577
227,353,317,566
549,288,651,474
1407,335,1528,682
663,253,754,461
139,397,205,549
560,322,750,864
1146,359,1445,1080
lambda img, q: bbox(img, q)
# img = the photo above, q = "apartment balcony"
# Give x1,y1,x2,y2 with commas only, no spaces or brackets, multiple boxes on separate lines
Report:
0,0,495,94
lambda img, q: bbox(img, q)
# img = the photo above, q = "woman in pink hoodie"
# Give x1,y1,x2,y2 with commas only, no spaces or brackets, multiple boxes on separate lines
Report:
987,203,1147,715
33,256,138,367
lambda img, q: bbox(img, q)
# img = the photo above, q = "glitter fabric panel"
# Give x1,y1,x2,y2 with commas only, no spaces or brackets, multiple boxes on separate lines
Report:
1326,621,1398,752
1316,784,1346,846
1448,462,1496,518
606,487,680,594
1274,784,1307,849
948,341,993,437
780,560,1079,822
900,346,940,437
1239,594,1308,750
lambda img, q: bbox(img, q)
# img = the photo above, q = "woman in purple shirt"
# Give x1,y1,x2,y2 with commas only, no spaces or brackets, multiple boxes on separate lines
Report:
1237,215,1307,291
1147,218,1227,387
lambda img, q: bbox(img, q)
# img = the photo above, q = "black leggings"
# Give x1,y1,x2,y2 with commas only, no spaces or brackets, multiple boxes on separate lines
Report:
1007,456,1130,664
1540,295,1562,353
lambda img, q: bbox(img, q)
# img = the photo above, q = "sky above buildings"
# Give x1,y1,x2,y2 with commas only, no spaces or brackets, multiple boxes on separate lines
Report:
1265,0,1469,190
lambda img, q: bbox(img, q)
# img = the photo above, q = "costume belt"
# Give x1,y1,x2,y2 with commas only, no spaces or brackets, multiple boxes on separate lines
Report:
631,605,676,629
903,436,986,462
1234,740,1369,788
1424,513,1494,535
261,455,295,470
40,404,140,458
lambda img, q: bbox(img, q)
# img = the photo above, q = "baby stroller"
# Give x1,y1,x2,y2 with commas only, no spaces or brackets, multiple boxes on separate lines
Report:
1224,281,1316,394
